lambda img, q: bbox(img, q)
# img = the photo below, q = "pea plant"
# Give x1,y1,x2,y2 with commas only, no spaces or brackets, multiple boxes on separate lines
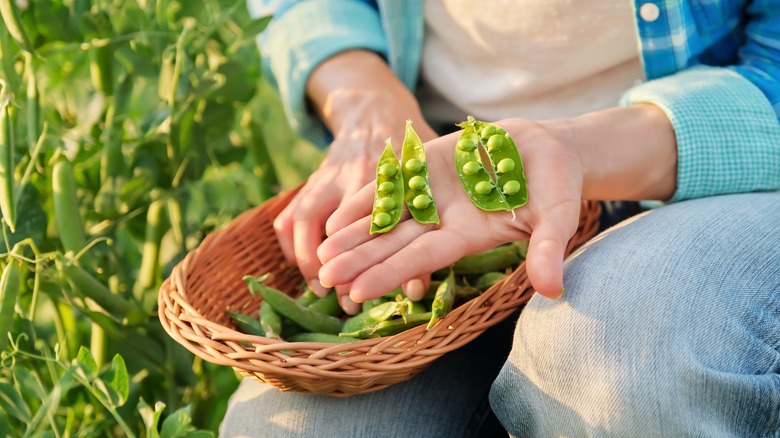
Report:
0,0,320,435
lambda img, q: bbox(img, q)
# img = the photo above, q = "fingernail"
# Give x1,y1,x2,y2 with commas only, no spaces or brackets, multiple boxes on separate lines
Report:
309,279,329,297
404,279,425,301
340,295,360,315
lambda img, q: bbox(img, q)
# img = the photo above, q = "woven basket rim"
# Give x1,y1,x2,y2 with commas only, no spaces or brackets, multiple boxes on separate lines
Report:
158,185,601,395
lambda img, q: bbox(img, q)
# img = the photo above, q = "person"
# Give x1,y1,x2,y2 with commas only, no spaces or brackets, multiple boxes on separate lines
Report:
222,1,780,436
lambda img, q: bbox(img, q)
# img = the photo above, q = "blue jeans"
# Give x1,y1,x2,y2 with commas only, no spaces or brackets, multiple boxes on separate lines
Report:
221,193,780,437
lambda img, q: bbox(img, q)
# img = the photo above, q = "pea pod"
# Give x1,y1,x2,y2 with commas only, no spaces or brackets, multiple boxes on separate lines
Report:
295,289,319,307
451,243,523,275
340,299,411,335
89,42,114,96
427,269,456,330
52,158,88,256
0,97,15,232
401,120,438,224
0,0,36,55
341,312,433,339
454,117,528,211
58,256,135,317
288,333,357,344
25,54,38,153
243,276,342,334
133,199,166,302
259,302,282,339
307,290,341,317
474,272,506,291
454,123,506,211
0,246,21,352
227,310,265,337
361,298,385,313
370,139,403,234
471,118,528,208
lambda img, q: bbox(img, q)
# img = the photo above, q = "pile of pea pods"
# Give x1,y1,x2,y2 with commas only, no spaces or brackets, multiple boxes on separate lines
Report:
228,117,530,343
228,240,528,343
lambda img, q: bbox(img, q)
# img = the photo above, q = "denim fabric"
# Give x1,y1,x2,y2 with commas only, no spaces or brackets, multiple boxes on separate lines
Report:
491,192,780,437
221,193,780,437
220,313,518,438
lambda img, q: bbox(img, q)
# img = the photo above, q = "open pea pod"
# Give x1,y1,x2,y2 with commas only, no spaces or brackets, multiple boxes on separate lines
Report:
455,117,528,211
370,139,404,234
472,118,528,209
454,124,507,211
401,120,438,224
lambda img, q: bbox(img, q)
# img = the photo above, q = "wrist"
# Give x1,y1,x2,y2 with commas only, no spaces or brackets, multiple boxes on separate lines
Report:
565,105,678,201
306,50,420,134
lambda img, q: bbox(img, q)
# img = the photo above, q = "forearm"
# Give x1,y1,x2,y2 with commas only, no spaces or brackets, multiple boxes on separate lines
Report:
306,50,425,135
563,104,678,201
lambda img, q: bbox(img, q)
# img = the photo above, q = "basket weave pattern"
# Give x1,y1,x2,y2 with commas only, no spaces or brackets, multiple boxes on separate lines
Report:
159,187,601,396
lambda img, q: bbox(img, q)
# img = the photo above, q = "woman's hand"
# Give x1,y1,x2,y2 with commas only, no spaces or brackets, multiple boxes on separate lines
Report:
273,50,436,314
317,118,584,301
316,104,678,303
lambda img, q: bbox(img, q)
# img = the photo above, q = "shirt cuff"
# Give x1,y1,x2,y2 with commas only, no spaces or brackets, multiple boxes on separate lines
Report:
621,65,780,202
262,1,388,147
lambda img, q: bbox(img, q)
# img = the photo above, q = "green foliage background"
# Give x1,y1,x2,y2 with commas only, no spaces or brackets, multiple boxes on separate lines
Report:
0,0,322,436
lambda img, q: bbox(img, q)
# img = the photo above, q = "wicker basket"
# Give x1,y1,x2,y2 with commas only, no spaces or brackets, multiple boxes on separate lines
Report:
158,186,601,397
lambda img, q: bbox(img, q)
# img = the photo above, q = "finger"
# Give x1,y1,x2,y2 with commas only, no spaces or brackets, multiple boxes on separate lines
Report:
336,283,360,315
326,181,375,237
524,203,580,299
293,197,340,297
317,216,373,265
273,197,300,265
318,218,434,288
348,229,467,302
402,274,430,301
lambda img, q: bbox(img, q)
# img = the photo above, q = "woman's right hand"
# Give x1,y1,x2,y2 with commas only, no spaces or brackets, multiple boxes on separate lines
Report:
273,50,436,314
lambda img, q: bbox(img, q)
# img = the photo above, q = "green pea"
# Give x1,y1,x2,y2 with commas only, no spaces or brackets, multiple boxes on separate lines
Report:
373,212,391,227
503,180,521,195
496,158,515,173
408,175,426,190
486,134,504,151
378,181,395,193
377,197,396,211
379,163,397,177
480,125,497,139
412,194,432,210
402,120,439,224
404,158,423,173
462,161,481,176
456,137,478,152
475,181,494,195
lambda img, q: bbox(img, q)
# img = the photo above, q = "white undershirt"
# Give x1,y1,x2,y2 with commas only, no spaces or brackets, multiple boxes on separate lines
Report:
418,0,645,125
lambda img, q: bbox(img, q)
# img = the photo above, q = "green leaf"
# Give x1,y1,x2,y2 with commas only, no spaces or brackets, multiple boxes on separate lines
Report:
103,354,129,406
0,382,31,423
138,398,166,438
76,346,98,378
160,405,195,438
243,15,272,36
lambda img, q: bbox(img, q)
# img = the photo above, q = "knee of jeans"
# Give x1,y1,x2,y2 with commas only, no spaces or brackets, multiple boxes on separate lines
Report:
489,194,780,436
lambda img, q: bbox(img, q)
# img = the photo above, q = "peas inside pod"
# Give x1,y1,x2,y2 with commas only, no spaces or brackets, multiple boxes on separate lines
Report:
454,116,528,212
370,139,405,234
401,120,439,224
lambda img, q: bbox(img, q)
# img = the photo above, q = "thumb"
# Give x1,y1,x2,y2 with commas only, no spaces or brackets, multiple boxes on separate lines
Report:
525,206,579,299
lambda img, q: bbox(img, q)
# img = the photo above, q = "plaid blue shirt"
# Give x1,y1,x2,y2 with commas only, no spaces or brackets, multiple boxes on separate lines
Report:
250,0,780,202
